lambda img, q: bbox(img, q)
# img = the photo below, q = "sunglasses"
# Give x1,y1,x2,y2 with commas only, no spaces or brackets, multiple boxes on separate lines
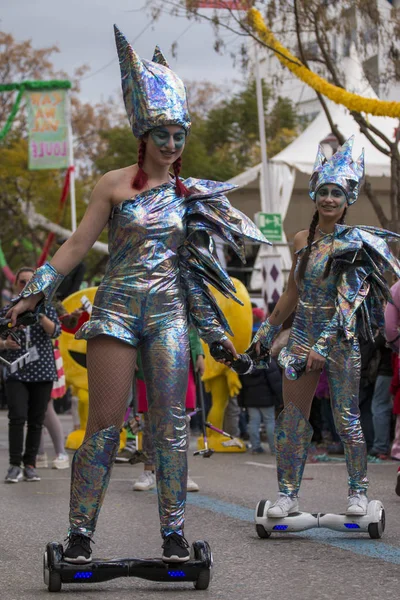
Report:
17,279,29,285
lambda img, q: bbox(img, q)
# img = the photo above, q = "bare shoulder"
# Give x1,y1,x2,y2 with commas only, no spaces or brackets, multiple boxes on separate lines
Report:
87,171,120,209
92,166,135,203
293,230,309,251
96,167,131,189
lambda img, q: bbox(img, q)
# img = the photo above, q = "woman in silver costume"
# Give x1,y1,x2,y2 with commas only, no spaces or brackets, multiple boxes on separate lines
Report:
252,137,400,518
7,28,268,563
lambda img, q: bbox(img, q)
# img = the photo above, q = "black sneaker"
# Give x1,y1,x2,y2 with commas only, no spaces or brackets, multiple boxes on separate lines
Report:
63,534,92,564
396,470,400,497
23,466,40,481
5,465,23,483
162,533,190,563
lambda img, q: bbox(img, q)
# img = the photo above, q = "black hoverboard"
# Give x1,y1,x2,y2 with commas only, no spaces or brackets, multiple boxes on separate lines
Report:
43,540,213,592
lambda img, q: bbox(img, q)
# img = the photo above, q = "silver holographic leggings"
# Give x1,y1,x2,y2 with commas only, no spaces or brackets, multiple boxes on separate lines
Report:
69,323,189,537
278,339,368,495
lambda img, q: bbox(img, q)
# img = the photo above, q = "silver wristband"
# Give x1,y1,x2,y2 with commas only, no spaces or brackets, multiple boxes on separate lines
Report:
251,318,282,348
17,262,65,304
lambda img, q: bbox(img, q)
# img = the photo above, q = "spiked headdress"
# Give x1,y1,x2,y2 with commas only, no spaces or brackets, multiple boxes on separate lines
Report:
114,25,191,138
309,136,365,205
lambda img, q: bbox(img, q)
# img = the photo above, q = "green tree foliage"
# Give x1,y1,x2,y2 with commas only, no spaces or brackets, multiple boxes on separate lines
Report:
0,31,115,280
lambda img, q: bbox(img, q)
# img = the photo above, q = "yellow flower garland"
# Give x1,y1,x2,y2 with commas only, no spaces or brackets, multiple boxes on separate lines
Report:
247,7,400,119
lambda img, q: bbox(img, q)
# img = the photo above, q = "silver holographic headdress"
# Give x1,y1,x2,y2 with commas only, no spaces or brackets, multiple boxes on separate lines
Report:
114,25,191,138
309,136,365,205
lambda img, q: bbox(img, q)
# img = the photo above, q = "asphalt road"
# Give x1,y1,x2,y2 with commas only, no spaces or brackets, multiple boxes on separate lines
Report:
0,412,399,600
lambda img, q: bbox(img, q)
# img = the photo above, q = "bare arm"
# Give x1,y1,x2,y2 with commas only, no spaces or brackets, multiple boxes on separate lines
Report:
6,173,115,324
50,172,115,275
38,314,56,336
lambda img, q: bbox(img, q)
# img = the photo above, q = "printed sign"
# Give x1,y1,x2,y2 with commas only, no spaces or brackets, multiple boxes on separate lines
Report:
26,89,69,170
257,212,283,242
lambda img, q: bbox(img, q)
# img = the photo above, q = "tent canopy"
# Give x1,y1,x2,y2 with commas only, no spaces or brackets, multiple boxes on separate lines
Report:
271,102,395,178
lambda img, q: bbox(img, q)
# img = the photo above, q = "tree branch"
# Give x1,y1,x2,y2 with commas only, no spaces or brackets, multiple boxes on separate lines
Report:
349,111,391,156
363,178,389,229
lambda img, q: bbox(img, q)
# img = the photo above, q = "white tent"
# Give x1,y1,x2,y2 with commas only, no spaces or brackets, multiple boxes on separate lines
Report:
272,107,395,180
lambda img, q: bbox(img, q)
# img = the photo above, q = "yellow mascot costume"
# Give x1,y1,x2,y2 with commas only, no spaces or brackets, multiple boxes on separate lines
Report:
199,277,252,453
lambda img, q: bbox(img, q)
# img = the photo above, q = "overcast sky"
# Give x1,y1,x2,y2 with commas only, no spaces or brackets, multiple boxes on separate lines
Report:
2,0,242,106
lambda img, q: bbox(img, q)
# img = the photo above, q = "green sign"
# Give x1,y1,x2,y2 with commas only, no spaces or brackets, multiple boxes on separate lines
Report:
26,89,69,170
257,212,283,242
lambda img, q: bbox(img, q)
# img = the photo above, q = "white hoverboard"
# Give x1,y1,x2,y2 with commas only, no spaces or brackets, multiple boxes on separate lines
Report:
255,499,385,540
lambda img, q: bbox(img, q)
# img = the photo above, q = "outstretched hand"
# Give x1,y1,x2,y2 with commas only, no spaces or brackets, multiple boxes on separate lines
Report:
5,294,43,327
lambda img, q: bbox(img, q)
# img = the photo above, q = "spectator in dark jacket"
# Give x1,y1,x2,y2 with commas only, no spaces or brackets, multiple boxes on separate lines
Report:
238,358,283,454
1,267,61,483
369,334,393,459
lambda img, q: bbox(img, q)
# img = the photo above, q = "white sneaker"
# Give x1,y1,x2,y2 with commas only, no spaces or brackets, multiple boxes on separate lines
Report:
52,454,70,470
36,453,49,469
346,492,368,516
267,493,299,518
133,471,156,491
187,475,199,492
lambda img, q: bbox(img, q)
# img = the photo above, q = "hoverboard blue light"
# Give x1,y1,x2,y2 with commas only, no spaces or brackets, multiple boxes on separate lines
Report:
344,523,360,529
73,571,93,579
273,524,289,530
168,570,186,577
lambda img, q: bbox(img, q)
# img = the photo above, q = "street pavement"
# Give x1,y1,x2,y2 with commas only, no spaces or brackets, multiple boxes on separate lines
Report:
0,411,400,600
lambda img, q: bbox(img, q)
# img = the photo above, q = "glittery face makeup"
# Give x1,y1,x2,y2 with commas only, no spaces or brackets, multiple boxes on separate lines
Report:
150,126,186,150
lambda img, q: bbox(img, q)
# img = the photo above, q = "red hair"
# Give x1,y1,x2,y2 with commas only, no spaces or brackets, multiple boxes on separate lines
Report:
132,140,148,191
173,156,190,197
131,140,190,198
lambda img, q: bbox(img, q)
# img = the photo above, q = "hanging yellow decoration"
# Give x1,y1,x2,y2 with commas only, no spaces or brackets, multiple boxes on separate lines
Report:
247,8,400,119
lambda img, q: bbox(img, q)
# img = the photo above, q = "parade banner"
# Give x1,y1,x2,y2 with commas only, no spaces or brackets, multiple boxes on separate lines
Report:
26,89,69,170
189,1,250,9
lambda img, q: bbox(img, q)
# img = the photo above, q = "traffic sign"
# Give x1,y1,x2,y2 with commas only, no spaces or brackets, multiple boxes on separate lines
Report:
257,212,283,242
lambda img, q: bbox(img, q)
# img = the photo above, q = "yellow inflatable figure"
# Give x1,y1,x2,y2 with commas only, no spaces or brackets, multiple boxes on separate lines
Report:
199,277,252,453
59,287,126,451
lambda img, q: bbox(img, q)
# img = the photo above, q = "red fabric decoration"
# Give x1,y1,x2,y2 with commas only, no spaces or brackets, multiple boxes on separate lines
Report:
37,166,74,267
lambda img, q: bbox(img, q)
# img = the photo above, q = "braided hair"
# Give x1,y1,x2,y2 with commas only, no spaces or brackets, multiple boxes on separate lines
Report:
172,156,190,197
296,210,319,281
132,140,148,191
322,206,347,279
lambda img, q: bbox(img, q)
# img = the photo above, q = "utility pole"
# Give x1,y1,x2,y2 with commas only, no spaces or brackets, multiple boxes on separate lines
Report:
254,42,283,313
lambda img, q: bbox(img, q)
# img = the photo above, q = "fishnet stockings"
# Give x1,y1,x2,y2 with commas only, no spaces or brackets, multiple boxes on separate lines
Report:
85,335,137,440
282,370,322,420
